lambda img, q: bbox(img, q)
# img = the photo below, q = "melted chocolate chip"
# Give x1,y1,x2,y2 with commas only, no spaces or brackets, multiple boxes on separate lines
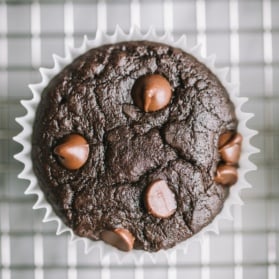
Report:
219,133,242,164
215,164,238,186
131,74,172,112
218,131,234,149
144,180,177,218
54,134,89,170
101,228,135,252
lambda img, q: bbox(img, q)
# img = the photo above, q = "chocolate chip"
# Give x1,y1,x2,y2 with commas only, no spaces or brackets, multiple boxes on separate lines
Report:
219,133,242,164
131,74,172,112
218,131,234,149
215,164,238,186
101,228,135,251
54,134,89,170
232,133,243,144
144,180,177,218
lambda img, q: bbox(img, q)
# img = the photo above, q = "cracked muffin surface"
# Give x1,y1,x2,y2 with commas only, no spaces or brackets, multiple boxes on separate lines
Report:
32,41,238,252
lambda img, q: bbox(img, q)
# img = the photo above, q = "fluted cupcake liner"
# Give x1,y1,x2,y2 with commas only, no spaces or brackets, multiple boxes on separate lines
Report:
14,25,259,263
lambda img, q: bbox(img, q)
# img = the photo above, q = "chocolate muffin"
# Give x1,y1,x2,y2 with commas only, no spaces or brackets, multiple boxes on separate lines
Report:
31,41,242,252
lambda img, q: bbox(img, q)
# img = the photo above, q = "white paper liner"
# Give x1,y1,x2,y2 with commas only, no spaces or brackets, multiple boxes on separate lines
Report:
14,26,259,264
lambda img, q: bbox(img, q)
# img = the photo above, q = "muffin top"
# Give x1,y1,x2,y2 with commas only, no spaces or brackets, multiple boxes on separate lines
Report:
32,41,239,252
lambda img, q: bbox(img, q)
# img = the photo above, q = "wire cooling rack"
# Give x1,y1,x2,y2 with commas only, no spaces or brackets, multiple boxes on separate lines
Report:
0,0,278,278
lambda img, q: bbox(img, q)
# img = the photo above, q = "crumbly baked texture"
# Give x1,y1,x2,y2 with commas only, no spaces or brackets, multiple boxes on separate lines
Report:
32,41,237,251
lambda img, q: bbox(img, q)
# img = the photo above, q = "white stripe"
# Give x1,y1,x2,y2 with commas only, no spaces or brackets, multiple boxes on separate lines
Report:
263,0,272,30
134,257,144,279
64,1,74,48
130,0,141,28
68,239,77,279
201,234,210,279
229,0,240,95
34,234,44,268
263,0,273,97
263,0,273,64
267,232,276,261
64,1,74,35
229,0,239,64
163,0,173,33
101,256,110,279
68,241,77,266
31,1,41,36
233,207,243,279
230,32,239,66
234,265,243,279
1,234,11,268
263,3,276,279
134,266,144,279
2,268,11,279
68,268,77,279
0,2,7,68
31,36,41,68
268,265,277,279
167,252,177,279
97,0,107,33
196,0,207,57
34,268,44,279
229,0,239,31
31,1,41,68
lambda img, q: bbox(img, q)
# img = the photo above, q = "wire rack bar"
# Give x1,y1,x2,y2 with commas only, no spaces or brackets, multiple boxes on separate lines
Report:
130,0,140,28
97,0,107,33
1,227,279,237
1,261,279,270
229,1,244,279
33,233,44,279
67,239,77,279
262,1,277,279
196,0,206,57
64,0,74,49
1,0,278,278
163,0,173,33
31,1,41,68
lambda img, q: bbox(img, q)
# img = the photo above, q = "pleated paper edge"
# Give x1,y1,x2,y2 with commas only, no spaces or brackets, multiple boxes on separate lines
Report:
13,25,259,265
